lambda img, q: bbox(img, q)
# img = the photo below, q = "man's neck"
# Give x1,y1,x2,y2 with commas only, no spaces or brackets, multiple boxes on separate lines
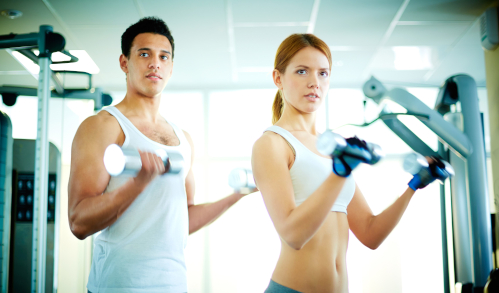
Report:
118,91,162,123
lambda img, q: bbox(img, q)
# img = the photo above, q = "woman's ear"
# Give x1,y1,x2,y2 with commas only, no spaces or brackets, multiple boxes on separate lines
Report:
273,69,283,90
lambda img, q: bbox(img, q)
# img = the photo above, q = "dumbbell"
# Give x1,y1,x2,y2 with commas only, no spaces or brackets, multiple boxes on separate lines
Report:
403,153,454,189
228,168,256,191
103,144,184,176
316,130,384,165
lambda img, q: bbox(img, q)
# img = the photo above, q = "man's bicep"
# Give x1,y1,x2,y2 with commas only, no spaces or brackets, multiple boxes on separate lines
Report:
69,117,119,207
70,137,110,195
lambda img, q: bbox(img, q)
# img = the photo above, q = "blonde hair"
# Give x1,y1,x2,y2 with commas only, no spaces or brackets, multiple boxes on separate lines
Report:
272,34,332,124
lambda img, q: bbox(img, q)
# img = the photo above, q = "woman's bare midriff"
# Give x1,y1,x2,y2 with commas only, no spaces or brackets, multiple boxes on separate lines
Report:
272,212,349,293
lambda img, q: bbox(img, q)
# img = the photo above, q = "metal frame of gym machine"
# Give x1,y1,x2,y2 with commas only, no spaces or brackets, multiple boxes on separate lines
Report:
363,75,493,292
0,25,74,293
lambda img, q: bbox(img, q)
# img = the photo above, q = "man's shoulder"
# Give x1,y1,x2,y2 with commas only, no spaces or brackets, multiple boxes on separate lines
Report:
75,109,123,143
79,110,114,128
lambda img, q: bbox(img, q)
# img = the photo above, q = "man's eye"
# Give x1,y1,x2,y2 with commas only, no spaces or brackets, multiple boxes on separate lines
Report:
140,53,149,57
161,55,168,60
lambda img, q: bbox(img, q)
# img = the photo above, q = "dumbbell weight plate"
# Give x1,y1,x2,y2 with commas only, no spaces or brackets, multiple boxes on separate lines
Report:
228,168,255,190
104,144,183,176
317,130,347,157
402,153,428,175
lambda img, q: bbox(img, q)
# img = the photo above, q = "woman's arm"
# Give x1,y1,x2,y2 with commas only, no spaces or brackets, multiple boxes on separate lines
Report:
252,132,347,250
347,184,415,249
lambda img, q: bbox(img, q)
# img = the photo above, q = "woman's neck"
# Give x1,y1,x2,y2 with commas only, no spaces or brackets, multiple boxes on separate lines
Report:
275,107,318,135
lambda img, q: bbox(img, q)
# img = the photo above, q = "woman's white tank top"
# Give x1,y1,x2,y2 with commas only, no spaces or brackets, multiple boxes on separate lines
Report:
265,126,355,214
87,106,191,293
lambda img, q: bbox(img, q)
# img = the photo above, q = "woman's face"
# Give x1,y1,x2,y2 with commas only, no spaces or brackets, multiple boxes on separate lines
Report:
274,47,330,115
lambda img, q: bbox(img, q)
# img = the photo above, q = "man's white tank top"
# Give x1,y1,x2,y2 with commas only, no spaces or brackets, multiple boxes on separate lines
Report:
265,126,355,214
87,106,191,293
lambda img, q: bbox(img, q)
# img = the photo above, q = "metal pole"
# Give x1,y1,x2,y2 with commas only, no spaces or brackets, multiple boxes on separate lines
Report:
444,112,475,285
31,25,52,293
438,142,451,293
453,74,493,287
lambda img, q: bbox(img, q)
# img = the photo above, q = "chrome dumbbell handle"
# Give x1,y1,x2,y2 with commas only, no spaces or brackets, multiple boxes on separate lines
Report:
103,144,183,176
402,153,429,175
316,131,347,157
403,152,455,182
365,143,384,165
228,168,256,190
317,130,384,165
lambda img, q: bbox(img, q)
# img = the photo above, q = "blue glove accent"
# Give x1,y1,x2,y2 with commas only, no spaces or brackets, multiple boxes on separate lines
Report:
408,174,422,191
332,138,370,177
408,157,452,190
333,151,365,177
432,165,448,181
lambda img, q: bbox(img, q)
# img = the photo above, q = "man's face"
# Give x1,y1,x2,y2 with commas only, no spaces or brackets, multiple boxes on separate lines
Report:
120,33,173,98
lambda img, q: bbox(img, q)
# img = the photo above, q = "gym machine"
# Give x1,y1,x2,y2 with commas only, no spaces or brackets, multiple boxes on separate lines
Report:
0,25,105,292
0,25,65,293
0,112,13,293
0,74,112,111
9,139,60,293
362,74,493,292
0,28,112,110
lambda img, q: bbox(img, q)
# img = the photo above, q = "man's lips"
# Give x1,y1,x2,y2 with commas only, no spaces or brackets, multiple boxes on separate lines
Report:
146,74,162,79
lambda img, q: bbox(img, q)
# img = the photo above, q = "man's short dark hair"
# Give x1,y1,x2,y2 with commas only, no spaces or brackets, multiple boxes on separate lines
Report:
121,17,175,59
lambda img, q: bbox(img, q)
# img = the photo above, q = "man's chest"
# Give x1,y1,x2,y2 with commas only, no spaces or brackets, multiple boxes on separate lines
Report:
135,123,180,146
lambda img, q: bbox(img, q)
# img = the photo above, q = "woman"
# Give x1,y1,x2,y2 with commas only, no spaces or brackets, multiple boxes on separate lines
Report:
251,34,421,293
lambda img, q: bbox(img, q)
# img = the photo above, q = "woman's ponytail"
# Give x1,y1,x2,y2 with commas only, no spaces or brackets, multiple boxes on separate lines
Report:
272,90,284,124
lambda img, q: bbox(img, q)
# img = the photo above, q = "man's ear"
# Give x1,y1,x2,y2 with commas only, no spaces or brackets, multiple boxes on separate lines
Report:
273,69,283,90
119,54,128,74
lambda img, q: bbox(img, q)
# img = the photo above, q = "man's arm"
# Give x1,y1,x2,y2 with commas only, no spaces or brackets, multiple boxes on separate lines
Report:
68,112,164,240
183,131,249,234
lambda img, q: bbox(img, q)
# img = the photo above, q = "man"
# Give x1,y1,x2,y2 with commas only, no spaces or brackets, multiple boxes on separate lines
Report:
68,17,249,293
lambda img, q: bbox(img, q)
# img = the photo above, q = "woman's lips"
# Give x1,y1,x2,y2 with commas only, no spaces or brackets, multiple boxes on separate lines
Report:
304,94,319,102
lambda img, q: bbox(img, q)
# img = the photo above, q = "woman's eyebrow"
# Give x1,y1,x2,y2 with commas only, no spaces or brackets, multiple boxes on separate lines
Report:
295,65,330,71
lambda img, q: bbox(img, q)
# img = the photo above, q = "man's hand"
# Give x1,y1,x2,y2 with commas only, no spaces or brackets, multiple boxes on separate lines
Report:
132,150,166,188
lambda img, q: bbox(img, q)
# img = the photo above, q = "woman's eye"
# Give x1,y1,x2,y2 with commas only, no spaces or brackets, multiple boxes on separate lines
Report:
297,69,306,74
321,71,329,77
